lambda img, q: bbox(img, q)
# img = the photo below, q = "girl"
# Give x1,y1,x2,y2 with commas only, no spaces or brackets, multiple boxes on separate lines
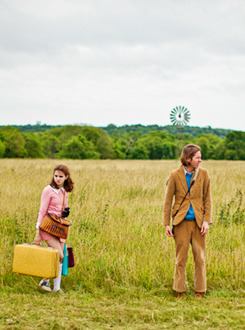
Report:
34,164,74,293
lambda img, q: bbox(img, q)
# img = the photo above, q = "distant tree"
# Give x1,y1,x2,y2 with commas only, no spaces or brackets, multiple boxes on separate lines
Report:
105,124,118,135
1,127,26,158
57,135,99,159
129,140,149,159
162,142,176,159
112,140,127,159
96,132,114,159
80,126,102,145
225,149,238,160
194,136,209,160
145,136,164,159
3,123,233,139
107,124,117,129
193,134,224,160
129,131,178,160
149,131,175,141
0,124,243,160
101,124,232,138
224,131,245,160
214,142,226,160
125,132,143,156
0,140,5,157
41,134,61,159
24,133,45,158
41,125,86,147
204,134,223,159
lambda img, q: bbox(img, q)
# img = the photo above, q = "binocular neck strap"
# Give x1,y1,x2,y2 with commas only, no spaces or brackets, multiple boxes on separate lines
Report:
61,190,65,212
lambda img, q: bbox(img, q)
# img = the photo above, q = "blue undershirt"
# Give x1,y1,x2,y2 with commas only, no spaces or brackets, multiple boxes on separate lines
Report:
184,171,196,220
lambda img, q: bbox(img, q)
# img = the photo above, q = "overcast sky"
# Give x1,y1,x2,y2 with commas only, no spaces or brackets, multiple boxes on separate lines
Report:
0,0,244,130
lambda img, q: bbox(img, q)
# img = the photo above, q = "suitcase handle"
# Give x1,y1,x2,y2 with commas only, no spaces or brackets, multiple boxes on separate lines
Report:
31,242,44,246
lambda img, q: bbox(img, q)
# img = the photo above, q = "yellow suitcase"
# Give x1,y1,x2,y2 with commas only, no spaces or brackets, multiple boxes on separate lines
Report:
13,244,59,278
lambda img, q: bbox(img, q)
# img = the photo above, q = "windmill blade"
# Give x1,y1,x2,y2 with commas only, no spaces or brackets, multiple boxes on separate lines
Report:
170,105,190,127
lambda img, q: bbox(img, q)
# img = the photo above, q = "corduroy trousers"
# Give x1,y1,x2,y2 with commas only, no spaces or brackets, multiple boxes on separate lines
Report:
173,220,206,293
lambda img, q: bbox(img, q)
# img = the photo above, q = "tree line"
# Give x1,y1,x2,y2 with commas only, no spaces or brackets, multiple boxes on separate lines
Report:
14,123,231,139
0,125,244,160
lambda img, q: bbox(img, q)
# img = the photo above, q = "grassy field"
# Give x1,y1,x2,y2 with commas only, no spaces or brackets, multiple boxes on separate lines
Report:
0,159,244,329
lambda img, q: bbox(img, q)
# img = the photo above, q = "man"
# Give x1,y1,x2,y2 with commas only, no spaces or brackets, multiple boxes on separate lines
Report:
163,144,212,298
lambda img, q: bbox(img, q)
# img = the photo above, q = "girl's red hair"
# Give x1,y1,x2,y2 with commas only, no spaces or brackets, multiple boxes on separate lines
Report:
50,164,74,192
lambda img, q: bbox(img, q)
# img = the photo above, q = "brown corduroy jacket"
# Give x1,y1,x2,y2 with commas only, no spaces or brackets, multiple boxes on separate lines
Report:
163,165,212,228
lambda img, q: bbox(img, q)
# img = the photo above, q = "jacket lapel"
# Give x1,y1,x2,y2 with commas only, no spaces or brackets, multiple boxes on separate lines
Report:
176,165,188,191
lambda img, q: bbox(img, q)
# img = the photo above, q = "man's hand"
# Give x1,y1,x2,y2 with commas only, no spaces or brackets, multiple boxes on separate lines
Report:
200,222,209,235
165,225,174,237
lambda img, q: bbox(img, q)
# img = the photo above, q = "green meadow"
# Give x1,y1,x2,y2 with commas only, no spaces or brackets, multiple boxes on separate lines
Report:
0,159,244,329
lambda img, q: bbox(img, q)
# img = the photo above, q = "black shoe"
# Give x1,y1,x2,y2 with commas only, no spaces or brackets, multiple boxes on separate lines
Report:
39,279,51,292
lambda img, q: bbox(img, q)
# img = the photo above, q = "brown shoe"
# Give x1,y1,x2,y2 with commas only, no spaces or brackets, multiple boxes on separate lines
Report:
175,292,185,299
195,292,204,298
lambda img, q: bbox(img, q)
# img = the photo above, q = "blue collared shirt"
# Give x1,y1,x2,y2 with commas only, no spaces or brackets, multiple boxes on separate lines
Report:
183,167,196,220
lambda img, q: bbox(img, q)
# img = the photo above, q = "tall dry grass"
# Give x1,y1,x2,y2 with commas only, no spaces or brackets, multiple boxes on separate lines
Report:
0,159,244,293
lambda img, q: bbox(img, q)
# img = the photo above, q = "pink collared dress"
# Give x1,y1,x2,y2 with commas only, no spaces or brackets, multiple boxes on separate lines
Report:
37,185,68,243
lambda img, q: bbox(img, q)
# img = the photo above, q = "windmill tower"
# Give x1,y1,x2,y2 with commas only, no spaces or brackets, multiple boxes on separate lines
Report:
170,106,191,157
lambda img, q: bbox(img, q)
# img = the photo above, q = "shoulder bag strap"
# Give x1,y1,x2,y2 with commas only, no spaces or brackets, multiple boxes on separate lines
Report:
172,168,199,219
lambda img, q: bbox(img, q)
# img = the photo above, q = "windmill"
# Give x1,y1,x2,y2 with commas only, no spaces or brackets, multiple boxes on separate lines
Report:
170,106,191,157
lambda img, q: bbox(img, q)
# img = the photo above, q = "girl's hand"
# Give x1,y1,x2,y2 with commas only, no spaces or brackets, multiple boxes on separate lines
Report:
34,229,42,245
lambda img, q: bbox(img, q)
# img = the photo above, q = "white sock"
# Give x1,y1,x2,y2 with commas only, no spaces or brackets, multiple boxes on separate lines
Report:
53,263,62,292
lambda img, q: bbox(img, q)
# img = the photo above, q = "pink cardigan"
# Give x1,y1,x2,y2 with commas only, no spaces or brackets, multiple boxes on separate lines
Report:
36,185,68,242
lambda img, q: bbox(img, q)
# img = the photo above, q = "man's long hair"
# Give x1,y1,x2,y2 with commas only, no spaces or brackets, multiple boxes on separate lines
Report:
180,144,201,166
